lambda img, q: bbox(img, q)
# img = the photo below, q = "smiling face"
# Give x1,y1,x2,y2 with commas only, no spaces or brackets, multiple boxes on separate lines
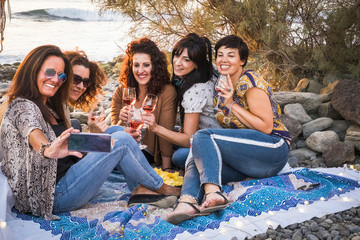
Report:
216,46,245,80
68,64,90,102
37,55,65,103
172,48,197,78
132,53,152,86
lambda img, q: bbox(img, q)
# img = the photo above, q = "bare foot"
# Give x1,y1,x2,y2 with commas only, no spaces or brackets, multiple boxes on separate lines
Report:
156,183,181,197
131,185,159,196
202,191,229,208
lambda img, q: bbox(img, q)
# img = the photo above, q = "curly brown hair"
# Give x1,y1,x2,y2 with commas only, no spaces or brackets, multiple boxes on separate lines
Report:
64,50,108,110
119,38,170,98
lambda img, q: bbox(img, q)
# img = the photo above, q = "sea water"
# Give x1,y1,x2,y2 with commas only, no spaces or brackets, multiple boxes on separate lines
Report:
0,0,133,64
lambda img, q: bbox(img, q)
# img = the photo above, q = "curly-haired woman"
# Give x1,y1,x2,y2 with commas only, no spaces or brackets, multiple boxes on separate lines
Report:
64,50,109,133
111,38,176,171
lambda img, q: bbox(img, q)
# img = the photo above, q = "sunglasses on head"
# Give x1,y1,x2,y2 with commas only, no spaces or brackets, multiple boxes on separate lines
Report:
73,74,90,88
42,68,67,83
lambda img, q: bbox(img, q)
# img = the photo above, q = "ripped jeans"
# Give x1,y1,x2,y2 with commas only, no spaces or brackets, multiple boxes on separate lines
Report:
180,128,289,203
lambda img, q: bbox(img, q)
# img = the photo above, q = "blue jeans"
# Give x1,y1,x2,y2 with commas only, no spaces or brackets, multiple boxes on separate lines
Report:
172,147,189,169
53,126,164,213
181,128,289,203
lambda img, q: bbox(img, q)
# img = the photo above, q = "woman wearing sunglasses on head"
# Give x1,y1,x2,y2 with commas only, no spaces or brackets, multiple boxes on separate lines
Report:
0,45,180,220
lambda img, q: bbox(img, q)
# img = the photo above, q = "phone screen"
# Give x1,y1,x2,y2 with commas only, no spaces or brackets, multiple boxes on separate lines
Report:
68,133,112,153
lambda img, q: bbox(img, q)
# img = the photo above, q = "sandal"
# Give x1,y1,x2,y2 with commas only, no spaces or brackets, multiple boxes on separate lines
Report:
166,201,210,225
201,191,231,214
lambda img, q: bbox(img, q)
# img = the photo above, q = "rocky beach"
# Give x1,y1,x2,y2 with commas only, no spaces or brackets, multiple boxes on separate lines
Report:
0,61,360,240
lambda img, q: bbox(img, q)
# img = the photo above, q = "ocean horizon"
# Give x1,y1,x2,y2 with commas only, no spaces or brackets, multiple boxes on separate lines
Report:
0,0,133,64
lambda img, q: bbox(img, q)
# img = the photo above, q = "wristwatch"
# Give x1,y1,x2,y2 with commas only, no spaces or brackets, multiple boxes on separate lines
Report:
39,143,51,158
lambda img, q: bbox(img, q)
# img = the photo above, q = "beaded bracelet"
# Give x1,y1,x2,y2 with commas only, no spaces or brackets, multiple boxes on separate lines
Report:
39,143,51,158
229,101,236,115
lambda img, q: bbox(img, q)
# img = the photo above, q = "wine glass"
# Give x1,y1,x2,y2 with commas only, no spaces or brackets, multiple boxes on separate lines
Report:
128,108,146,149
90,101,105,121
142,93,158,113
122,87,136,106
122,87,136,125
214,75,226,110
139,93,158,149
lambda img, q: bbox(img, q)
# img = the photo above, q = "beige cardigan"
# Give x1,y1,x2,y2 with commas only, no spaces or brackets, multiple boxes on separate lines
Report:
111,84,176,165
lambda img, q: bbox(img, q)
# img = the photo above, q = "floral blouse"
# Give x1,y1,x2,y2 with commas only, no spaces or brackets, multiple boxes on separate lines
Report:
0,98,59,220
214,70,291,143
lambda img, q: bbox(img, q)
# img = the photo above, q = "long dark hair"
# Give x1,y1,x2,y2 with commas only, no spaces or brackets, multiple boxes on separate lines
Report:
171,33,213,122
65,50,108,110
7,45,72,127
119,38,170,99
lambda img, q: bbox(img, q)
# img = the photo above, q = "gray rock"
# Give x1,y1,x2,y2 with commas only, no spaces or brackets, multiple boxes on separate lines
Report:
306,131,340,153
288,156,299,167
328,120,352,141
284,103,312,124
329,223,343,231
273,91,325,113
306,234,319,240
312,157,325,166
331,79,360,125
318,102,342,120
280,115,303,142
348,225,360,233
296,139,307,148
302,117,334,138
323,142,355,167
289,148,317,159
332,235,341,240
292,229,303,240
345,125,360,151
310,222,320,232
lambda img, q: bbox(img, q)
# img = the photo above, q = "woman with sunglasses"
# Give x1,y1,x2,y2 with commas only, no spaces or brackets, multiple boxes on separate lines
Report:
1,45,180,220
64,50,109,133
65,50,140,140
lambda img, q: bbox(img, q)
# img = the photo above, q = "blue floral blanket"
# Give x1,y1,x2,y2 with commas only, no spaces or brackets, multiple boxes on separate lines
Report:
2,168,360,240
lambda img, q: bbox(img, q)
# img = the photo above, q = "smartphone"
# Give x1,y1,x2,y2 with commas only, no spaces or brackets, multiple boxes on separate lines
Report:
68,133,113,153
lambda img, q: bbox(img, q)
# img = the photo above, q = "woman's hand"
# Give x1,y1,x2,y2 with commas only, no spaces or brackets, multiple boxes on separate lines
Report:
217,74,234,108
88,111,108,133
44,128,83,159
124,127,141,141
142,112,157,132
119,105,131,123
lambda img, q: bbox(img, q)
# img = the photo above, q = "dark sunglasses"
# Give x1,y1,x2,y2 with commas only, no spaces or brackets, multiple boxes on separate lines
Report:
42,68,67,83
73,74,90,88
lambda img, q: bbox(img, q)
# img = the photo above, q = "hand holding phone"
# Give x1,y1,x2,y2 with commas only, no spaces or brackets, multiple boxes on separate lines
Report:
68,132,113,153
